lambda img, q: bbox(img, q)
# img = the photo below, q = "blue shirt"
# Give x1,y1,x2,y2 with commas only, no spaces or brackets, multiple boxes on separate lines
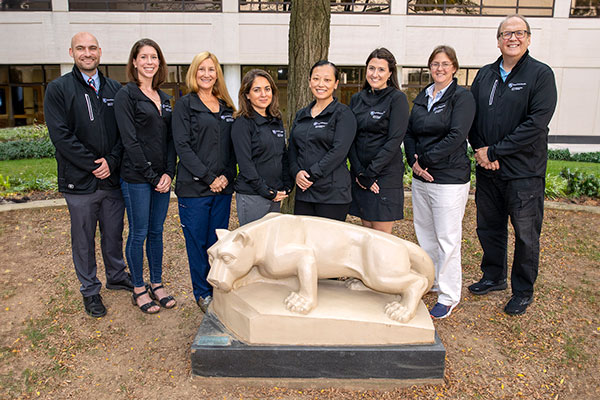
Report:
426,81,452,112
499,61,510,82
81,70,100,92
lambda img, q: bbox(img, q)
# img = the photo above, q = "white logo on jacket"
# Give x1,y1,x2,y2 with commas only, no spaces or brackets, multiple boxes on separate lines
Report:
508,82,527,91
370,111,386,120
313,121,328,129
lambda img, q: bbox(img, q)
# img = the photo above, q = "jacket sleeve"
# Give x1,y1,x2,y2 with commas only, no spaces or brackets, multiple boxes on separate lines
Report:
114,88,160,186
172,99,217,186
287,113,301,178
307,107,357,182
347,94,365,177
488,67,557,161
403,106,418,168
419,90,476,169
231,118,275,199
362,92,409,181
44,80,100,172
468,71,485,150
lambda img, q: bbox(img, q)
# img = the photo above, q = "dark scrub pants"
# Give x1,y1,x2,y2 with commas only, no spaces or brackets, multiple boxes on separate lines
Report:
474,171,544,297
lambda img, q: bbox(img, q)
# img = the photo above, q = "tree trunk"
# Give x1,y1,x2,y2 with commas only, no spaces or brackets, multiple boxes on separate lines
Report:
281,0,331,214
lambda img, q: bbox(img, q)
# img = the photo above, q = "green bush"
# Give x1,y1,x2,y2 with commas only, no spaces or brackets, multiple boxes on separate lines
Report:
559,168,600,198
548,149,600,163
545,174,567,200
0,139,55,161
0,124,49,142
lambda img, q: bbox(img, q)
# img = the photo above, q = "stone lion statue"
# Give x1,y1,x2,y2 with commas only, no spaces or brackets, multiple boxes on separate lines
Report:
207,213,434,323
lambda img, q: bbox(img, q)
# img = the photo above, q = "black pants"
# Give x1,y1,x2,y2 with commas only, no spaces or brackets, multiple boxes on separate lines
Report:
294,199,350,222
475,171,544,297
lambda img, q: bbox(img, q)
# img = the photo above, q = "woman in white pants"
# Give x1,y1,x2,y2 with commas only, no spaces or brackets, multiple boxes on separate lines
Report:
404,45,476,319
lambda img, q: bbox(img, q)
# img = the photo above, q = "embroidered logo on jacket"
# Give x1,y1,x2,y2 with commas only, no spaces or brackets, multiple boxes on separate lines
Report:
432,104,446,114
272,129,285,138
221,114,234,123
508,82,527,91
162,103,172,112
102,98,114,107
313,121,328,129
370,111,386,120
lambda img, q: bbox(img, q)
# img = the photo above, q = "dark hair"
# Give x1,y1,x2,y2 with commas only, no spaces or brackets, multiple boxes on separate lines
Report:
497,14,531,39
309,60,340,81
126,38,167,90
427,45,459,74
362,47,400,91
234,69,281,119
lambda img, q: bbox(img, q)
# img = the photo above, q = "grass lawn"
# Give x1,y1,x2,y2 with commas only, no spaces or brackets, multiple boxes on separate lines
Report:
547,159,600,176
0,157,57,181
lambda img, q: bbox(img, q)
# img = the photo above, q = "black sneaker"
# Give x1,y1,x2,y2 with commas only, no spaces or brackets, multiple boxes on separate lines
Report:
467,278,508,295
504,295,533,315
83,294,107,318
106,273,134,292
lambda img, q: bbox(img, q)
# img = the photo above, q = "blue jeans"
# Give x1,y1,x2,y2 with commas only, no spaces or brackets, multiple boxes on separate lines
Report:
120,180,171,288
178,194,231,301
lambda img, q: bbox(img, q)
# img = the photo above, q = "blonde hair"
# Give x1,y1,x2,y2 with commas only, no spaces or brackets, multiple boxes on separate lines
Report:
185,51,236,110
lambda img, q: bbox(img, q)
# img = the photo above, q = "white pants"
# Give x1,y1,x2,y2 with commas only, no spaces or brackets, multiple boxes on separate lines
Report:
412,179,470,307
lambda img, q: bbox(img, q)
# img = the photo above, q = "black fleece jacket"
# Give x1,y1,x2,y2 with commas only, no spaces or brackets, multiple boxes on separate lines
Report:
172,93,236,197
232,111,292,199
468,51,557,179
115,82,176,186
348,86,409,189
405,79,475,184
288,99,356,204
44,66,122,194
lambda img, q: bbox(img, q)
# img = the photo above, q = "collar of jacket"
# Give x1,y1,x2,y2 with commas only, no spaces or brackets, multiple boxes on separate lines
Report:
491,50,530,79
297,97,339,120
413,78,458,107
72,65,107,91
359,85,396,106
189,92,228,114
125,81,172,104
251,109,277,126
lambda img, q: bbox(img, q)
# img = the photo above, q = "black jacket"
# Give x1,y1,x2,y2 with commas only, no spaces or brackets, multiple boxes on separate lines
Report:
405,79,476,184
468,51,557,179
232,111,293,199
44,66,123,194
288,99,357,204
348,86,408,189
172,93,236,197
115,82,176,186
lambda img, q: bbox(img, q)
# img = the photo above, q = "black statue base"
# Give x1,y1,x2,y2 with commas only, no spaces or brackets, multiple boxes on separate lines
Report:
191,312,445,383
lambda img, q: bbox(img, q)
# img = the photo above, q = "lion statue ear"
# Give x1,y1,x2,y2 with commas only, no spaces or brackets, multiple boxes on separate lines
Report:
215,229,230,241
233,231,252,247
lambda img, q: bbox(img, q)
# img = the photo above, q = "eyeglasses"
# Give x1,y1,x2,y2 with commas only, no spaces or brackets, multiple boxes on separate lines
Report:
498,30,529,40
430,62,453,70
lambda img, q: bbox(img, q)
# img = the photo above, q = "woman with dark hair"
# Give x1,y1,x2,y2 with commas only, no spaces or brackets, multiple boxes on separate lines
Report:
348,48,409,234
232,69,292,225
288,60,357,221
115,38,176,314
404,45,475,319
172,51,237,312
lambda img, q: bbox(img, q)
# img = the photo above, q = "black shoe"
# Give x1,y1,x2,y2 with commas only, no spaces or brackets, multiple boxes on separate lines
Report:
106,274,134,292
83,294,107,318
504,295,533,315
468,278,508,295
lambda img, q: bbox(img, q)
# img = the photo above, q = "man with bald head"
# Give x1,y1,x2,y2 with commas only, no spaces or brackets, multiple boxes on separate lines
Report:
468,15,557,315
45,32,132,318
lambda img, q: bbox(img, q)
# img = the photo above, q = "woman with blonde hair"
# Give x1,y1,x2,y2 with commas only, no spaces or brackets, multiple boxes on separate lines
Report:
232,69,292,225
172,52,236,312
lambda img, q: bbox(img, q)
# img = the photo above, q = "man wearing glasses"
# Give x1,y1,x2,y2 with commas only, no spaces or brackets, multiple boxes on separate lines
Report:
467,15,557,315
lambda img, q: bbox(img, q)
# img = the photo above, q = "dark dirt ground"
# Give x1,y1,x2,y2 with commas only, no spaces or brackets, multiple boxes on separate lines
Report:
0,197,599,399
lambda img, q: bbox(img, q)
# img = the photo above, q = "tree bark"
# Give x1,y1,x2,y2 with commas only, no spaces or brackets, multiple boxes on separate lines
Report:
282,0,331,214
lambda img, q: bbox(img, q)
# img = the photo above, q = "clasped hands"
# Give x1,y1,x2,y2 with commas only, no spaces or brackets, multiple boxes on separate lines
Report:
210,175,229,193
473,147,500,170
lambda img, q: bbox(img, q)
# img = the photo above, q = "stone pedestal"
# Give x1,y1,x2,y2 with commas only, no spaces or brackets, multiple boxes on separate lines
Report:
190,280,445,382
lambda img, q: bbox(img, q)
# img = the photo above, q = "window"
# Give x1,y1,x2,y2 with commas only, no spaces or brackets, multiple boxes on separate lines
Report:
570,0,599,16
407,0,554,17
239,0,390,13
68,0,222,12
0,0,51,11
